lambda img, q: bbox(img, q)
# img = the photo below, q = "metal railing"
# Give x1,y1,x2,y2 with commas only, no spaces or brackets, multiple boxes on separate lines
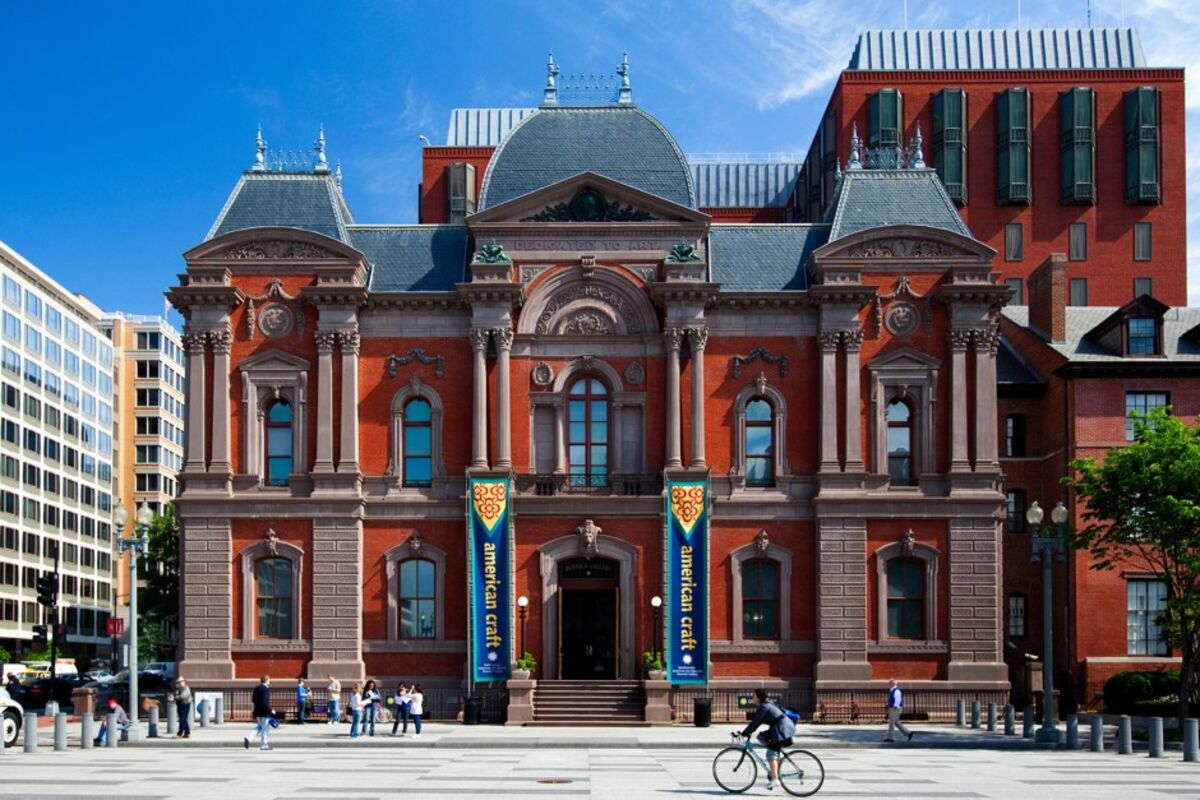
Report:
668,688,1010,724
515,474,662,497
203,686,508,724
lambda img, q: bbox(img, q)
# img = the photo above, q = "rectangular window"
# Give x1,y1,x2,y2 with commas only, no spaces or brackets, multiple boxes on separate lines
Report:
1005,278,1024,306
1134,277,1153,299
1127,318,1158,355
1124,87,1161,204
1126,391,1168,440
1134,222,1152,261
1006,415,1027,457
1127,579,1168,655
1069,222,1088,261
996,87,1032,204
932,88,967,205
1069,278,1088,307
23,291,41,321
1005,223,1024,261
2,277,19,306
1006,490,1027,533
1060,87,1096,204
2,312,18,341
868,88,904,154
445,162,478,223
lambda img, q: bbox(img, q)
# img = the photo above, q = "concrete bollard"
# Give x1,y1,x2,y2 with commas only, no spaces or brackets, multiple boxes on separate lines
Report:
1066,714,1079,749
148,705,159,739
198,700,209,728
23,712,37,752
1004,704,1016,735
986,702,997,732
215,695,224,725
1149,717,1164,758
1118,715,1132,755
81,714,94,749
955,698,965,727
1090,714,1104,752
166,700,177,735
1184,718,1198,762
105,711,118,748
971,700,981,728
1023,705,1035,739
54,713,67,751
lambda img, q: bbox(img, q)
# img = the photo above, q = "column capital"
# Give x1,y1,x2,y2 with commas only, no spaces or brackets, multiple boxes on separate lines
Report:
971,324,1001,355
664,327,685,351
492,326,514,350
315,331,338,354
687,325,709,350
183,330,209,354
469,328,490,351
337,330,360,355
818,331,841,353
209,326,233,355
949,327,973,352
841,329,864,354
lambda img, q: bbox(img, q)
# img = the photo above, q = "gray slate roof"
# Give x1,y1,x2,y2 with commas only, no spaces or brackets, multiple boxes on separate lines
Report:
1003,306,1200,362
479,107,695,209
349,226,469,292
848,28,1147,71
691,162,801,208
828,169,971,241
207,173,353,242
446,108,537,147
709,224,830,291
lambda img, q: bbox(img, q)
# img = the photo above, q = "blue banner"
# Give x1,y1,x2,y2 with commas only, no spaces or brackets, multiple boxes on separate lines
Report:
468,477,511,682
666,479,708,684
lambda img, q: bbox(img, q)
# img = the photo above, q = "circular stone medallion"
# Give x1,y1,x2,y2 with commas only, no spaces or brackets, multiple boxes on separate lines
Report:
532,362,554,387
884,302,920,337
624,361,645,385
569,189,606,222
258,303,294,338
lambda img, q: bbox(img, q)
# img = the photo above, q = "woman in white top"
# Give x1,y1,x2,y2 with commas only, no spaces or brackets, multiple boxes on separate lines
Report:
362,679,382,737
408,683,425,738
348,682,363,739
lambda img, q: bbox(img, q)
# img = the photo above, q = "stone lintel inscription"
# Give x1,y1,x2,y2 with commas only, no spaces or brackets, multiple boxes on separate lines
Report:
507,238,682,253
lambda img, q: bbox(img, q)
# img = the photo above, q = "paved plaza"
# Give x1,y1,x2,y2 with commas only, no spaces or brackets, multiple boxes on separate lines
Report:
3,723,1200,799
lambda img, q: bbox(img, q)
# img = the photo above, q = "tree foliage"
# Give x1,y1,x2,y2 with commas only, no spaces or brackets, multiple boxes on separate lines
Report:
1066,407,1200,724
137,504,180,658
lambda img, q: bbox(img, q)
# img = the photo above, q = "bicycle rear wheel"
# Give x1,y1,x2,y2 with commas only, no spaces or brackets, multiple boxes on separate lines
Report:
778,749,825,796
712,746,758,793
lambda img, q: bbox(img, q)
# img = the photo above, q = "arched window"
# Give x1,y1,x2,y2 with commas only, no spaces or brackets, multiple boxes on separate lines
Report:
886,557,924,639
403,398,432,487
264,398,293,486
398,558,436,639
886,398,914,486
568,376,608,488
744,398,775,487
255,557,294,638
741,558,780,639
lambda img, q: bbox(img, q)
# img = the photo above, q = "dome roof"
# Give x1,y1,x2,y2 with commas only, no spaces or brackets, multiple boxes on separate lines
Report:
478,107,695,209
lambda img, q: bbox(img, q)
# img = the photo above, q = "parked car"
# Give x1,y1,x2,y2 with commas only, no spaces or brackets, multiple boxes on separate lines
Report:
0,686,23,748
83,670,118,684
89,671,169,712
15,675,87,710
140,662,176,681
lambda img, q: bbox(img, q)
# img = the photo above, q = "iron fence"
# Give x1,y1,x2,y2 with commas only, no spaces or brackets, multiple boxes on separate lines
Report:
668,688,1009,724
515,474,662,497
198,686,508,724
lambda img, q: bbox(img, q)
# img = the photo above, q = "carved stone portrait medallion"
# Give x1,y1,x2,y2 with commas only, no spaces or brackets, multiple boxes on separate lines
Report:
258,303,294,338
532,362,554,387
884,302,920,337
624,361,645,385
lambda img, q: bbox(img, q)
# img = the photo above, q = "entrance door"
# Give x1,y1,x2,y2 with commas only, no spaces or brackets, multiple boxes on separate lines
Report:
560,588,618,679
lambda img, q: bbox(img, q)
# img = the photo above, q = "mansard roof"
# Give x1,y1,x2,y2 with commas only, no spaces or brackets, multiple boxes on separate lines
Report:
1003,305,1200,365
848,28,1147,71
350,225,469,292
827,169,971,242
709,224,829,291
207,172,353,243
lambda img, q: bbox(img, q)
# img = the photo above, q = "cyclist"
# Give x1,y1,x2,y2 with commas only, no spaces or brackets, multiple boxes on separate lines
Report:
739,688,796,791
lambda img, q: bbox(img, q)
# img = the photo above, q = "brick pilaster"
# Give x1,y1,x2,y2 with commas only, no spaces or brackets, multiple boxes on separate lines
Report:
178,518,235,680
814,517,872,684
308,518,365,680
947,517,1008,683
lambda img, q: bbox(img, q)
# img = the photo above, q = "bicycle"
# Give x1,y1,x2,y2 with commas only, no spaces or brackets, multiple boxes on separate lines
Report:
712,732,825,796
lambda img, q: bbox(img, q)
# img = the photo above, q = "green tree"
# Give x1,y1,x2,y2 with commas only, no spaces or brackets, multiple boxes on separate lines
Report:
1066,407,1200,726
0,644,10,665
137,504,180,660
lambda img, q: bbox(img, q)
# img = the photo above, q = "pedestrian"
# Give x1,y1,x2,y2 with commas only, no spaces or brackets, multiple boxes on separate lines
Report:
5,672,20,693
296,678,308,724
244,675,274,751
407,683,424,739
173,678,193,739
326,674,342,725
885,678,914,743
349,682,363,739
362,679,381,737
94,698,131,745
391,682,410,736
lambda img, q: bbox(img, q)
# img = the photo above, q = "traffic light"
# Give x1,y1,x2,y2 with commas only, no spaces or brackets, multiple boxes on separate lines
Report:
32,624,48,643
36,572,58,607
53,623,66,642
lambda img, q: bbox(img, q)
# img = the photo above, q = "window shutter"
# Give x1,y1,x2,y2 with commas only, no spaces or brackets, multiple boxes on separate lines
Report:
869,88,904,152
996,88,1031,205
1060,88,1096,204
446,162,477,222
933,88,967,205
1124,87,1161,204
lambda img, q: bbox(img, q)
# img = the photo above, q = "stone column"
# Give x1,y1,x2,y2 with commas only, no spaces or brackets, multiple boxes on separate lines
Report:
177,518,234,680
949,328,971,472
308,518,366,681
688,326,708,468
208,326,233,475
818,331,841,472
493,327,514,470
313,331,337,472
973,326,1000,470
337,330,360,472
610,400,624,476
842,329,864,472
183,330,208,472
664,328,684,469
814,517,871,683
469,328,490,469
553,399,566,475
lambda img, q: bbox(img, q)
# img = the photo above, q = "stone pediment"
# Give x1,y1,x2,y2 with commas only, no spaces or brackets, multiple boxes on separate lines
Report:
186,227,366,265
238,347,311,374
813,225,995,264
467,172,709,226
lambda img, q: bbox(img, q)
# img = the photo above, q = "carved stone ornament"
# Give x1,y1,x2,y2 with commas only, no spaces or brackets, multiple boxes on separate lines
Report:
948,328,973,351
245,279,304,341
846,238,958,259
665,241,703,263
873,275,932,339
520,189,656,223
473,239,511,264
209,328,233,355
315,330,338,353
623,361,645,385
841,329,864,353
755,529,770,554
532,362,554,387
688,326,709,350
576,519,602,559
408,531,423,557
885,302,920,337
900,529,916,557
220,240,338,260
520,265,550,285
387,348,445,379
536,284,643,335
972,324,1001,355
755,372,769,396
732,347,789,378
337,330,360,354
562,311,615,335
265,528,279,557
258,302,295,338
182,330,208,354
818,331,841,353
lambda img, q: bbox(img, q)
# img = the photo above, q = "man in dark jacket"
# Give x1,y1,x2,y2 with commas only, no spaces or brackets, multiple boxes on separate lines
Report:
244,675,274,751
740,689,796,791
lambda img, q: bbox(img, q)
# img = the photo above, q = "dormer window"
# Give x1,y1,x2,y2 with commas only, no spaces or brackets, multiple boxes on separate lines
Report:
1127,317,1157,355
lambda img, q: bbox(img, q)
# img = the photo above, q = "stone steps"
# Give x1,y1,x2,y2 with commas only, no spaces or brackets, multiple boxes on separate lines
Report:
531,679,646,724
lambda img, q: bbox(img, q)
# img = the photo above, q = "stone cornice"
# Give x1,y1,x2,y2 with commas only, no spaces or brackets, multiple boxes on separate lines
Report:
454,282,526,306
299,284,369,306
712,291,812,310
807,283,878,306
166,284,245,314
363,292,464,311
647,281,720,305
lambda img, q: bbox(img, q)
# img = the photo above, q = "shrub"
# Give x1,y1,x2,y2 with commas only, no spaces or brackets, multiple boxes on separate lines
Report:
1104,671,1154,713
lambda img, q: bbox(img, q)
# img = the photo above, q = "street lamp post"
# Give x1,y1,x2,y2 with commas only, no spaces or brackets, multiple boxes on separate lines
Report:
650,595,663,666
116,501,153,742
517,595,528,657
1028,500,1069,744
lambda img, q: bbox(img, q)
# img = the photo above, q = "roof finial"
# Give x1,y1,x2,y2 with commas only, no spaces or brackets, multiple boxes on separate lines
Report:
253,125,267,172
335,160,343,187
617,52,633,105
848,122,863,170
835,159,844,185
543,51,559,106
909,122,925,169
314,125,329,172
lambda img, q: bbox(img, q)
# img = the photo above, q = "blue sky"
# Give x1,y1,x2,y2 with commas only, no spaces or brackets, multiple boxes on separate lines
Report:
2,0,1197,317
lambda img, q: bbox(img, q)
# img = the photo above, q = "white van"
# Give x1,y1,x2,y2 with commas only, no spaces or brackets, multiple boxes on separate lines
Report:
0,686,23,748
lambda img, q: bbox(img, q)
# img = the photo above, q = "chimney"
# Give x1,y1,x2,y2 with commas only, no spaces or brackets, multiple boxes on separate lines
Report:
1027,253,1067,343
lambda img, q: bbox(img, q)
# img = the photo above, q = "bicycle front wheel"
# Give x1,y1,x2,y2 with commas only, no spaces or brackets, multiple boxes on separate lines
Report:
778,749,825,797
712,746,758,793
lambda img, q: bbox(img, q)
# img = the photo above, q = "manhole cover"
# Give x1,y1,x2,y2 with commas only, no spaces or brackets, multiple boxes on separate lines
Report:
537,779,573,784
